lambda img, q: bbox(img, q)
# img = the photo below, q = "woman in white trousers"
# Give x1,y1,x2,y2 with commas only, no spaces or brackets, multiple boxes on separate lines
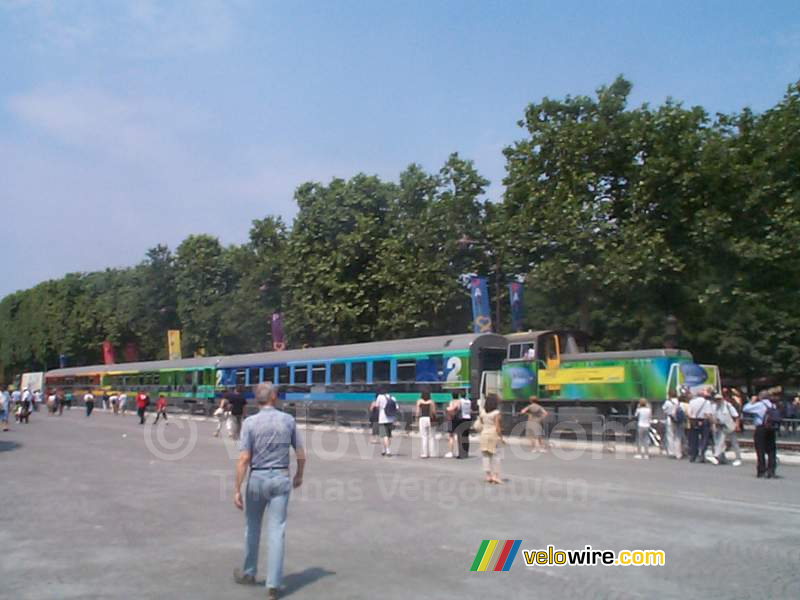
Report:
416,391,436,458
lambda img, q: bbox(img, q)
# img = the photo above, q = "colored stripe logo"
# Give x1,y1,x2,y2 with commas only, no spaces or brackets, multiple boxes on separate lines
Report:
470,540,522,572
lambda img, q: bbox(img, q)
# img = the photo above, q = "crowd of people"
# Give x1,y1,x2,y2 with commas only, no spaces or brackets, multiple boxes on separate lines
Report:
658,386,791,478
0,386,170,427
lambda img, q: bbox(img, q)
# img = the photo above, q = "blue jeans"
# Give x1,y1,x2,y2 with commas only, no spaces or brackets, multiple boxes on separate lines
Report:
243,470,291,588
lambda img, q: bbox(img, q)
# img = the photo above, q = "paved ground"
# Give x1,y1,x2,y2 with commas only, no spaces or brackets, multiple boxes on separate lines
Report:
2,408,799,600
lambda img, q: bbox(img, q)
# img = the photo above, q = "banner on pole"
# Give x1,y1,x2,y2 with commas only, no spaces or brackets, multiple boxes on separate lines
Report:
271,313,286,351
102,341,116,365
122,342,139,363
508,281,524,332
469,276,492,333
59,354,67,369
167,330,182,360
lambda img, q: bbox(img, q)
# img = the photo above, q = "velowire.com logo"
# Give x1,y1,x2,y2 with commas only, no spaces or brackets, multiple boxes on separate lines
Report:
470,540,522,572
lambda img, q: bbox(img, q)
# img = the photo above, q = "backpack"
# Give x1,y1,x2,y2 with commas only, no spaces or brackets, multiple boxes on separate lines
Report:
762,401,782,430
670,403,686,426
383,394,398,418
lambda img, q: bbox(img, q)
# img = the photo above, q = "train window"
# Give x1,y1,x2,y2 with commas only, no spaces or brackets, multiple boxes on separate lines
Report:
397,361,416,382
248,368,260,385
330,363,346,384
262,368,273,383
351,362,366,383
183,372,192,385
234,369,245,386
508,344,522,360
372,360,390,382
293,366,308,385
311,365,326,385
278,367,289,384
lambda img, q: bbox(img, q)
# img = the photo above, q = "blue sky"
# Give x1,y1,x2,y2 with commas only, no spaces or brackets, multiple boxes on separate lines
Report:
1,0,798,298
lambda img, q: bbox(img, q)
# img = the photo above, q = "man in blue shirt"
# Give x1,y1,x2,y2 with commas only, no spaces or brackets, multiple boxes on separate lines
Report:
233,382,305,599
743,393,778,479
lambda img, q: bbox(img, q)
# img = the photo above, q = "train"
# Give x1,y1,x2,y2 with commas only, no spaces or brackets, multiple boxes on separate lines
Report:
36,329,720,417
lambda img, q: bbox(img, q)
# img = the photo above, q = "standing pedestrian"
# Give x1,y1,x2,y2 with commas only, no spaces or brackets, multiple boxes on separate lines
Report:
213,397,230,438
712,394,742,466
22,388,32,416
454,393,473,459
662,394,684,459
136,390,149,425
479,394,504,484
416,391,436,458
743,393,780,478
1,387,10,431
17,393,31,424
687,388,713,463
370,388,397,456
443,394,459,458
102,391,110,411
153,394,169,424
634,399,652,459
233,383,305,599
520,396,548,453
57,389,66,415
84,390,95,417
47,390,58,415
118,392,128,415
32,389,41,412
227,386,247,441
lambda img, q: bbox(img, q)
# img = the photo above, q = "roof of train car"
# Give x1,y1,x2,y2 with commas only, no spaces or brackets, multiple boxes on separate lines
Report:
46,356,222,377
504,330,588,341
562,348,693,361
217,333,507,368
44,333,508,377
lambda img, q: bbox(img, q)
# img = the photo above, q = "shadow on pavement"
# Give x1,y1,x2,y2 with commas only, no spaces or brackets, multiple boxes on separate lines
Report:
0,439,21,453
282,566,336,597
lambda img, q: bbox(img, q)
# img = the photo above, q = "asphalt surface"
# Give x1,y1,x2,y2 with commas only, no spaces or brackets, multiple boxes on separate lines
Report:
2,408,799,600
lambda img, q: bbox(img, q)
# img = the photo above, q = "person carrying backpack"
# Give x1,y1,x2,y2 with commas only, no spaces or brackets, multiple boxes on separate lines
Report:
370,388,398,456
743,393,780,479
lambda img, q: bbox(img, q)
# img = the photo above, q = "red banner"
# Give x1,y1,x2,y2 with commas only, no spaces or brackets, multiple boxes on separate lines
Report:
122,342,139,362
271,313,285,351
102,341,116,365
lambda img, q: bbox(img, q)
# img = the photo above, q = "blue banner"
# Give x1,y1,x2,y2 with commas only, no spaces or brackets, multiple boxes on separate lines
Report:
508,282,524,332
469,276,492,333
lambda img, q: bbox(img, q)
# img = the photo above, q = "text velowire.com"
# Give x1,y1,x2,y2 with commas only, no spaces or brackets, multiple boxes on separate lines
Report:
523,545,665,567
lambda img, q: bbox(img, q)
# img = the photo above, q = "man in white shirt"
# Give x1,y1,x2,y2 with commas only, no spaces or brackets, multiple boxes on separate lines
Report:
712,394,742,466
84,391,95,417
455,393,473,459
662,394,683,459
370,389,397,456
687,388,714,463
118,393,128,415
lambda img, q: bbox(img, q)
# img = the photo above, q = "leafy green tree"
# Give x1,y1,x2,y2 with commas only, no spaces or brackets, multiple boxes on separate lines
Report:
174,234,231,355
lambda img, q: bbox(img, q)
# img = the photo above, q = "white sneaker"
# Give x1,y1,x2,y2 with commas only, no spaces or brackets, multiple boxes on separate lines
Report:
634,454,642,459
385,449,392,456
708,456,719,465
420,454,428,459
444,452,453,458
732,459,742,467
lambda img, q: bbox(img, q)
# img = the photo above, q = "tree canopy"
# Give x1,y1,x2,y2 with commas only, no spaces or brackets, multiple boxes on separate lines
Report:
2,77,798,388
